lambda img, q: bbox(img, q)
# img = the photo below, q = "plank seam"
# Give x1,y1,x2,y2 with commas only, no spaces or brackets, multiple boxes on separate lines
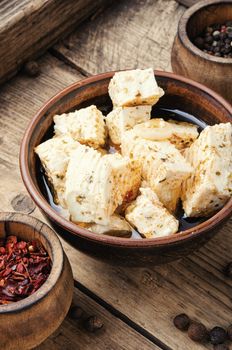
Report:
49,47,90,77
74,280,173,350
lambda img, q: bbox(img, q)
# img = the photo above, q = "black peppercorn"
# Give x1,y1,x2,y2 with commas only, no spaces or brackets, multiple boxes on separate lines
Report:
224,262,232,278
194,37,204,49
83,316,104,332
227,324,232,341
69,306,84,320
23,61,40,77
220,32,227,40
188,322,208,343
173,313,190,331
213,344,229,350
210,327,228,345
205,35,213,44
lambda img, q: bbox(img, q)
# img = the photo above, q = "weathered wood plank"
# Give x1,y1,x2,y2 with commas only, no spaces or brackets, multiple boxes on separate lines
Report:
0,0,112,85
0,53,231,350
52,0,185,74
36,287,159,350
175,0,200,7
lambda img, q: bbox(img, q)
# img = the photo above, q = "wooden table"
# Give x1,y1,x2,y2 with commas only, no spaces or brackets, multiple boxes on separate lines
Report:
0,1,231,349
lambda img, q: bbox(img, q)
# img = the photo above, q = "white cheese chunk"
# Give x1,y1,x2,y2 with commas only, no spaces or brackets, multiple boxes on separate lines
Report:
108,68,164,107
105,153,141,206
132,118,199,150
121,131,193,212
125,187,179,238
105,105,151,145
89,214,132,237
35,135,80,207
65,146,141,224
53,105,107,148
182,123,232,217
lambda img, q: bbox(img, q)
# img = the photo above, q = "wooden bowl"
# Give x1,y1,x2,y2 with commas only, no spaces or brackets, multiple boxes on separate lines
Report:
20,71,232,266
0,212,73,350
171,0,232,103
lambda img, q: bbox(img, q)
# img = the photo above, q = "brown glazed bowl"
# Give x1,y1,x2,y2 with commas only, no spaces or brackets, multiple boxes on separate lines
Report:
0,212,73,350
20,71,232,267
171,0,232,103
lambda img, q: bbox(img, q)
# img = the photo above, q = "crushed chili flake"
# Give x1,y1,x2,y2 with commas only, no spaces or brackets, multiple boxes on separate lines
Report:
0,235,51,305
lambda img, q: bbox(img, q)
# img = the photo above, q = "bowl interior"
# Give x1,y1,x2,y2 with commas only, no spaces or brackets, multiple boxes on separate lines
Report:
22,72,232,245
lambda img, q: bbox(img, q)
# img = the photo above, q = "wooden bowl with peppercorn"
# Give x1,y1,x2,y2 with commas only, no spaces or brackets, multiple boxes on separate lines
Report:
171,0,232,103
0,212,73,350
20,70,232,267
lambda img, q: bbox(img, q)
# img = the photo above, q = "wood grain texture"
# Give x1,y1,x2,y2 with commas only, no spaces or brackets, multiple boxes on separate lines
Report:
0,53,231,350
53,0,185,74
175,0,200,7
0,0,112,85
36,287,160,350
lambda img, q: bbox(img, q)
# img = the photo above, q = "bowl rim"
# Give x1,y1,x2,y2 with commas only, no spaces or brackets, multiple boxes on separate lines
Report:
0,212,64,313
178,0,232,64
20,70,232,248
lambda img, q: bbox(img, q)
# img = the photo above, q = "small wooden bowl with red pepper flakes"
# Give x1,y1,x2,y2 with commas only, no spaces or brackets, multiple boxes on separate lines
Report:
0,212,73,350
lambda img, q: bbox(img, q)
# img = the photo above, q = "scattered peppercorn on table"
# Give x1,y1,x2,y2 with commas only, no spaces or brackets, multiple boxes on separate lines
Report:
0,1,231,349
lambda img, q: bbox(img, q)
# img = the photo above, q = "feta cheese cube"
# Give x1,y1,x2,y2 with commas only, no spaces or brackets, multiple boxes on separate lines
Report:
108,68,164,107
121,132,193,212
105,105,151,145
65,147,141,224
89,214,132,237
53,105,107,148
132,118,199,150
34,135,79,207
182,123,232,217
125,187,179,238
106,153,141,205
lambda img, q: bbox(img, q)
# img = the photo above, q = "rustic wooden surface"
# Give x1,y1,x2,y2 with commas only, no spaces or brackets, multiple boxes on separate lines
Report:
0,1,231,349
36,287,159,350
175,0,200,7
0,0,111,85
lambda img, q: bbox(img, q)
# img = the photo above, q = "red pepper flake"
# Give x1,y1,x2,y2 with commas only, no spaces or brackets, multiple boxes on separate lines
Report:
0,236,51,305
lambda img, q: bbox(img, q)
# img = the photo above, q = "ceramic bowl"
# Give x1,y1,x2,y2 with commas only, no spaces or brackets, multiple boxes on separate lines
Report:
0,212,73,350
20,70,232,266
171,0,232,103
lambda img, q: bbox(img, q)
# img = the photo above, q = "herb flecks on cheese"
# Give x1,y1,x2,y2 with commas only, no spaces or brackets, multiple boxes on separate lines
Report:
132,118,199,150
54,105,107,148
108,68,164,107
35,135,80,207
89,214,132,237
182,123,232,217
125,187,179,238
105,105,151,145
65,145,141,225
121,132,193,212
